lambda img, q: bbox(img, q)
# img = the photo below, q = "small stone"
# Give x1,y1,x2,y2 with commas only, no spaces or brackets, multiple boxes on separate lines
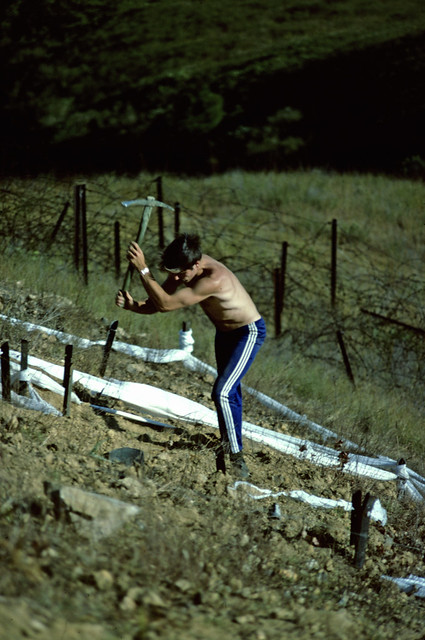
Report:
270,608,295,621
143,591,167,608
93,570,114,591
30,619,47,633
6,415,19,431
235,614,255,624
283,517,304,539
45,452,55,465
175,579,192,592
127,587,144,602
120,595,137,612
280,568,298,582
240,533,250,547
229,577,243,591
119,477,146,498
325,559,334,572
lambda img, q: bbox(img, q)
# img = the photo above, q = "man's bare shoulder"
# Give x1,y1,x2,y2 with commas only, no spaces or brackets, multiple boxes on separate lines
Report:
193,255,230,290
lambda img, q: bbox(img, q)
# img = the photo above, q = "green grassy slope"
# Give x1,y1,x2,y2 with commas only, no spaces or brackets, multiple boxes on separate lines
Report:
1,169,425,470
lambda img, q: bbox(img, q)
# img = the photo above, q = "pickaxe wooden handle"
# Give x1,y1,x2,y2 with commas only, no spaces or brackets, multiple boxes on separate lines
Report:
121,195,157,293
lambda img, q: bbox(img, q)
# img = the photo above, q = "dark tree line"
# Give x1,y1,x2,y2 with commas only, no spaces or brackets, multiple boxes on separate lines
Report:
1,0,424,176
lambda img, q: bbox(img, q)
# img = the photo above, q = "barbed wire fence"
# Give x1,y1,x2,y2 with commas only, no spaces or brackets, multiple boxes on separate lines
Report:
1,173,424,404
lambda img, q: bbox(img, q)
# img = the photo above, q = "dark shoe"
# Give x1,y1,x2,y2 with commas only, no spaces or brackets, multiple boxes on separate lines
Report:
229,451,250,479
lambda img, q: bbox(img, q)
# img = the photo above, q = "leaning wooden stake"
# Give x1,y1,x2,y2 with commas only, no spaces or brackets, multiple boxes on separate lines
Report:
350,489,376,568
155,176,165,248
62,344,73,417
174,202,180,237
74,184,83,272
99,320,118,377
279,241,288,315
49,200,70,247
331,218,337,309
273,268,282,338
1,341,11,402
114,220,121,281
336,329,355,386
80,184,88,285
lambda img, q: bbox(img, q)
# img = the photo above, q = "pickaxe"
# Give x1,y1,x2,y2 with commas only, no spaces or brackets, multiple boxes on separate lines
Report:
119,195,175,294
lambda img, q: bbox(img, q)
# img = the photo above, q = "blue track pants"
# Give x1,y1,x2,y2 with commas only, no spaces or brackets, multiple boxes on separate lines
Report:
211,318,266,454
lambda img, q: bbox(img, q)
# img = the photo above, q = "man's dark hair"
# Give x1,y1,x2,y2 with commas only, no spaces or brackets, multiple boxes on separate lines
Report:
160,233,202,271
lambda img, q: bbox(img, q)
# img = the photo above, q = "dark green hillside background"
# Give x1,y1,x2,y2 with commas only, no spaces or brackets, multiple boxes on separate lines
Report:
1,0,424,175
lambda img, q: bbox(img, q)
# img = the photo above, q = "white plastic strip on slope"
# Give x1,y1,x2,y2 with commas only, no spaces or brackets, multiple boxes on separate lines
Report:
2,316,425,497
8,361,81,404
0,377,62,416
229,480,388,525
5,349,419,488
0,314,352,445
381,574,425,598
3,385,62,416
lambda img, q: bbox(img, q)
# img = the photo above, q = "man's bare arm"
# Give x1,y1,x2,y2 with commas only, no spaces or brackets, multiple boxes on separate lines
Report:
115,290,158,314
126,242,217,312
140,271,216,312
115,274,181,314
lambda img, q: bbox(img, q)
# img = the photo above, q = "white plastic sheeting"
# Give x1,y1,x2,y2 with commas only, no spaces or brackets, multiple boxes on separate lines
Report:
229,481,388,525
2,314,425,498
0,314,353,445
0,380,62,416
5,348,425,494
381,574,425,599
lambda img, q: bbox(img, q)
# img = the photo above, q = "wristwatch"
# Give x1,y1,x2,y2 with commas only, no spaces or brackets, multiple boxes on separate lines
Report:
140,267,149,276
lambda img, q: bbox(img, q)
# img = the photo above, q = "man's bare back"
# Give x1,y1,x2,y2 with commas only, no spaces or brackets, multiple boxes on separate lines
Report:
189,255,261,331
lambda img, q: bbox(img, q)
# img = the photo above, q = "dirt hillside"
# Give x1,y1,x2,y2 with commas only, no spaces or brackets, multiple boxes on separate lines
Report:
0,288,424,640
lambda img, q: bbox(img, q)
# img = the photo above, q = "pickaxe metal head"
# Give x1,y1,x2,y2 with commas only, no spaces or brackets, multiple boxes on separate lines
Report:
121,198,174,211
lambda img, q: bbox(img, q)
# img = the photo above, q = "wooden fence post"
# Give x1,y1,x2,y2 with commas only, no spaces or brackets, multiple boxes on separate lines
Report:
273,268,282,338
174,202,180,237
74,185,81,272
155,176,164,248
114,220,121,281
62,344,73,417
350,489,376,568
74,184,88,284
331,218,337,309
1,342,11,402
80,184,88,285
280,241,288,314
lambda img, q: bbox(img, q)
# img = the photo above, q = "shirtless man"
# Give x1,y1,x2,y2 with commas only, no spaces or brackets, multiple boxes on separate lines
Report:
116,233,266,478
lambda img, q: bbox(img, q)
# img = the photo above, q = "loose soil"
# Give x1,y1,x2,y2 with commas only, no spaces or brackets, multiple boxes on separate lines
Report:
0,288,424,640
